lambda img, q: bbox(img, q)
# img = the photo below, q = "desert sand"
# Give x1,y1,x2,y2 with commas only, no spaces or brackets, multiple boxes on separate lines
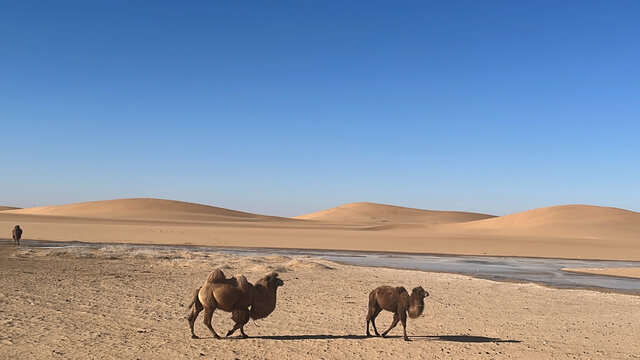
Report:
1,243,639,360
562,267,640,279
294,202,495,223
2,198,640,261
2,199,640,359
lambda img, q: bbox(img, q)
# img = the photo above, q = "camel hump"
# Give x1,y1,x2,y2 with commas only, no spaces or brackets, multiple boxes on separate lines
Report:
234,275,251,292
205,269,227,283
395,286,408,294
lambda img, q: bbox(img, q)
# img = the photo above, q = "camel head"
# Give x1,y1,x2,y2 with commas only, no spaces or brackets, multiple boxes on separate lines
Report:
412,286,429,299
264,272,284,288
14,225,20,230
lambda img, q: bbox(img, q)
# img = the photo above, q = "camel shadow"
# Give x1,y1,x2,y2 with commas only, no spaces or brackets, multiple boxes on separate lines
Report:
230,334,519,342
383,334,521,343
431,335,520,343
253,334,369,340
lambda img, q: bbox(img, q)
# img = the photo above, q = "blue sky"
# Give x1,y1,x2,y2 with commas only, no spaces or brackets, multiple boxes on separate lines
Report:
1,1,639,216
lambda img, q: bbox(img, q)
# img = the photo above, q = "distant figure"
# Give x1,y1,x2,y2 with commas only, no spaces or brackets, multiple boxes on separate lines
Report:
12,225,22,244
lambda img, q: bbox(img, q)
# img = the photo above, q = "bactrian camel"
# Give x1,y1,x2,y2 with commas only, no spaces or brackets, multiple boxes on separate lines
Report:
366,285,429,341
188,269,283,339
12,225,22,244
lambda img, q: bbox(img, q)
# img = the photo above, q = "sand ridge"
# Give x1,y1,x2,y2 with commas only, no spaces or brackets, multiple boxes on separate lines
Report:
462,204,639,228
2,198,640,260
5,198,286,222
295,202,495,224
456,204,640,240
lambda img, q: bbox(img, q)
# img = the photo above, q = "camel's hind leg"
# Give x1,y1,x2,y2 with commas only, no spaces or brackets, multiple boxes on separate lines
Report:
203,307,221,339
227,309,250,338
381,313,399,338
188,301,204,339
366,306,382,337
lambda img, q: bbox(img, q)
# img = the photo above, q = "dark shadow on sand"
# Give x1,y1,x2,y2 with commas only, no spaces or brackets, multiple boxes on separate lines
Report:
381,334,521,343
252,334,369,340
432,335,520,343
234,334,520,343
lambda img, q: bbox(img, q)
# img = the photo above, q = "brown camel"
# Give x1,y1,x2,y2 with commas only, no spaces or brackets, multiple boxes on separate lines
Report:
12,225,22,244
188,270,283,339
366,285,429,341
226,272,284,338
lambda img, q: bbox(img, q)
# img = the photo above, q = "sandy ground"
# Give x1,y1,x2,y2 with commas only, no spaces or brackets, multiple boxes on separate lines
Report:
1,242,639,360
563,267,640,279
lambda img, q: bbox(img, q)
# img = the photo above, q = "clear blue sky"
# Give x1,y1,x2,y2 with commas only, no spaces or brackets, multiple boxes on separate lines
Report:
1,1,639,216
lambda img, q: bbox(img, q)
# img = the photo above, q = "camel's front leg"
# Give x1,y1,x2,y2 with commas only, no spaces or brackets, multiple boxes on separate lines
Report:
381,313,399,337
400,311,409,341
227,309,250,338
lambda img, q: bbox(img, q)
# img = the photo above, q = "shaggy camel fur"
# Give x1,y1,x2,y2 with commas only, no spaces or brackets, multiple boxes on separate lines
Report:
226,272,284,338
12,225,22,244
366,285,429,341
188,270,283,339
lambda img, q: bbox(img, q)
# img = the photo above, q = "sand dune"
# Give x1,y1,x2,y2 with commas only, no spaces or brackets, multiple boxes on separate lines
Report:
465,205,639,228
2,199,639,260
295,202,495,224
457,204,640,240
0,206,20,211
5,198,280,222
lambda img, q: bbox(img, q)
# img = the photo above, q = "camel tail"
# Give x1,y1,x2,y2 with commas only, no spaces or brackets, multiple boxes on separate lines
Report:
367,289,377,312
188,287,201,310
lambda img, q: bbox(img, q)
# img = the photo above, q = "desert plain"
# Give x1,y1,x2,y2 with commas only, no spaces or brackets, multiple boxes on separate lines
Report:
1,198,640,359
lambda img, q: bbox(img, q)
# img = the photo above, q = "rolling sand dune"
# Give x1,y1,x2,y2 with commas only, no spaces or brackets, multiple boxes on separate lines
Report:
5,198,282,222
2,199,639,260
457,205,640,240
295,202,495,224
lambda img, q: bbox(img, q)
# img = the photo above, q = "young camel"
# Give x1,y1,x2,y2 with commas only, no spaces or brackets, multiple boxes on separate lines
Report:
188,270,283,339
366,285,429,341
